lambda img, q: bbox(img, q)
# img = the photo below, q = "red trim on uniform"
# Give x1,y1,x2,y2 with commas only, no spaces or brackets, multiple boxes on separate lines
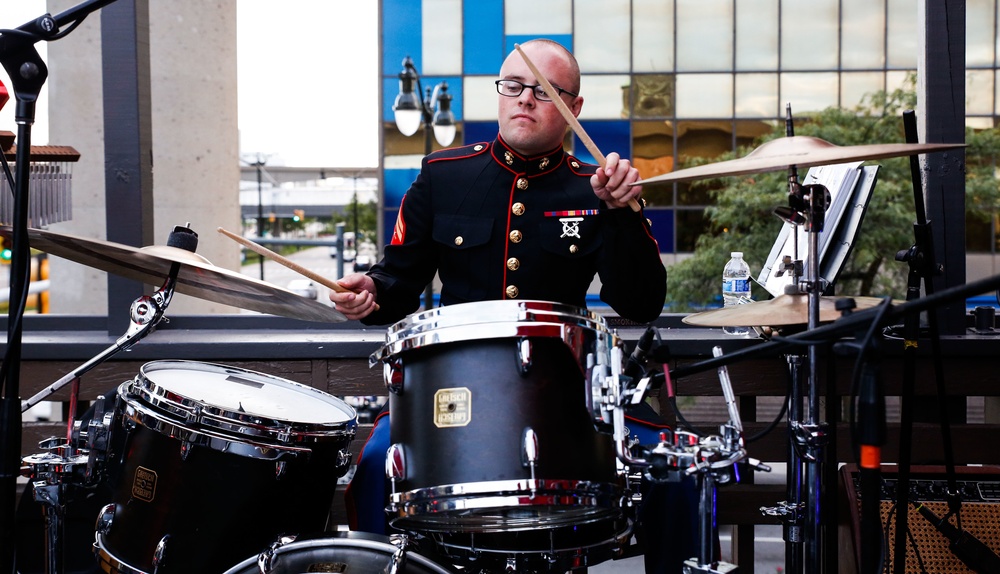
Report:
426,143,490,164
391,196,407,245
502,177,518,298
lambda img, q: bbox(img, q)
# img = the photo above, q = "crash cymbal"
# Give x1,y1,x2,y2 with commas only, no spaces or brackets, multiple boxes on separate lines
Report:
1,226,347,323
682,293,889,327
637,136,966,185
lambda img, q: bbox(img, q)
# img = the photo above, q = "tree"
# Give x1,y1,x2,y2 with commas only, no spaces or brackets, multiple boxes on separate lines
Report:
330,198,379,245
665,78,1000,311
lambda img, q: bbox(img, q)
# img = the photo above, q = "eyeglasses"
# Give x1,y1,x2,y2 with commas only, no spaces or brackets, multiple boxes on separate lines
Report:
495,79,578,102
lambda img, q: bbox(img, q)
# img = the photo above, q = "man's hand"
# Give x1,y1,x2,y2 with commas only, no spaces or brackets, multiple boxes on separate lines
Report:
591,152,643,209
330,273,378,321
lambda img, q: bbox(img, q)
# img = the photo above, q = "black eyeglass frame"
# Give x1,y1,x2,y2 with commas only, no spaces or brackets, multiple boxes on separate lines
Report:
495,79,578,102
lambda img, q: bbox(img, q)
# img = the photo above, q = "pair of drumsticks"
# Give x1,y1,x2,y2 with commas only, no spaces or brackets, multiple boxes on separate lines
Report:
220,45,640,299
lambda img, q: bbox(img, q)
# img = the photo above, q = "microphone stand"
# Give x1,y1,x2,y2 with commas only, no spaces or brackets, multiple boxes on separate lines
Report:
0,3,117,572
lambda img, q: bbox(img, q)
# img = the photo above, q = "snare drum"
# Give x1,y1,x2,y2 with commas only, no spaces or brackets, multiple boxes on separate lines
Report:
94,360,357,574
370,300,624,536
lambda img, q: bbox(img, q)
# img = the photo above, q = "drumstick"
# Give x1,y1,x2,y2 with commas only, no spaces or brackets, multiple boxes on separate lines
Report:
217,227,379,310
514,44,641,213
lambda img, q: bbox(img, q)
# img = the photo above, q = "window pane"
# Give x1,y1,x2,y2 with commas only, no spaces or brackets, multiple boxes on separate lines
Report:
676,209,709,252
967,0,996,67
735,73,778,117
841,0,886,69
633,0,675,72
967,70,994,115
578,75,632,120
676,0,733,71
632,120,676,184
887,0,918,69
629,74,675,119
780,72,839,114
575,0,631,73
676,74,733,118
423,0,463,74
464,76,499,121
736,0,778,71
504,0,572,34
781,0,838,70
841,72,885,108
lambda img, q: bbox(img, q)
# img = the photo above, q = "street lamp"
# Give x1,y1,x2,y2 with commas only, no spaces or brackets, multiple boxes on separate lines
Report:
393,56,456,310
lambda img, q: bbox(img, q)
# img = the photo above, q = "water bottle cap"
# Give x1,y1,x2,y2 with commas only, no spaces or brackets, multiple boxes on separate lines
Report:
731,251,742,258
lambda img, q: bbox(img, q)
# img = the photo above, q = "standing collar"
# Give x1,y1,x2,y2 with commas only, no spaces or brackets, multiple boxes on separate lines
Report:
492,136,566,176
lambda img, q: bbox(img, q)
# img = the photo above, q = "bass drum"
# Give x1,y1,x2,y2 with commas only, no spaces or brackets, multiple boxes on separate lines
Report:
223,532,457,574
94,360,357,574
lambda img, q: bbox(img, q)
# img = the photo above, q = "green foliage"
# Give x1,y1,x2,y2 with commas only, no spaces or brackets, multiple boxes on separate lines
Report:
666,78,1000,311
329,198,379,244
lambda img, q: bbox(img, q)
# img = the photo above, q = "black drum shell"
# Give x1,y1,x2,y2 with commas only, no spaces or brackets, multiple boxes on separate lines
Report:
389,336,617,517
98,397,351,574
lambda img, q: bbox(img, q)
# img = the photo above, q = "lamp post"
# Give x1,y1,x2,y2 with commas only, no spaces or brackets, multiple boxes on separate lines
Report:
393,56,456,311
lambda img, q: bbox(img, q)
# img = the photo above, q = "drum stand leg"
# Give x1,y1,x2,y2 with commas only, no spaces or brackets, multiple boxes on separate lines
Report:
683,473,738,574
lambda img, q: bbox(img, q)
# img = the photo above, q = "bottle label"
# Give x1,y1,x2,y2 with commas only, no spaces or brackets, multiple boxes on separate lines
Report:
723,279,750,293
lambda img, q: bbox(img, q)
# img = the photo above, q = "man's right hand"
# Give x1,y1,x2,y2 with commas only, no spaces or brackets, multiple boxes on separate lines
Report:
330,273,378,320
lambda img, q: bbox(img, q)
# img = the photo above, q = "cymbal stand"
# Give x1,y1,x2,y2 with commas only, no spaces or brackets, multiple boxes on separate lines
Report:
18,272,176,574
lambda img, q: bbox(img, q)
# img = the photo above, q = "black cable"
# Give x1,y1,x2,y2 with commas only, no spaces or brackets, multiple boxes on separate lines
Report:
847,299,893,457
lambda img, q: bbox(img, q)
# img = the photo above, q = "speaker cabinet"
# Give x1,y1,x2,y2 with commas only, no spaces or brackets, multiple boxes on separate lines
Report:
841,465,1000,574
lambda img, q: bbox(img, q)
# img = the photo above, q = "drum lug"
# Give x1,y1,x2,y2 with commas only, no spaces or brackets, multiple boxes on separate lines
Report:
152,534,170,573
386,534,411,574
179,440,192,461
274,460,287,479
521,427,539,498
95,503,116,535
384,357,404,395
516,338,532,376
258,534,297,573
385,442,406,493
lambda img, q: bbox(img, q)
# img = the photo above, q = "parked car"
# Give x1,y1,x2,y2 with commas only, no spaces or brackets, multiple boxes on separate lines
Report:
353,254,372,272
286,279,318,299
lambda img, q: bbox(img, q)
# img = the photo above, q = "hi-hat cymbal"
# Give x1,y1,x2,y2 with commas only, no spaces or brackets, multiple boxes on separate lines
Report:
682,293,889,327
2,226,347,323
636,136,966,185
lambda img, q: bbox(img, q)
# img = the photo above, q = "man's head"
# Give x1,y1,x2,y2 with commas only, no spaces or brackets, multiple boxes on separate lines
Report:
497,39,583,157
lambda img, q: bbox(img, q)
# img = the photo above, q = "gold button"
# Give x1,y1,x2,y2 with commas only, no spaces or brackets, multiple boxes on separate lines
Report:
507,257,520,271
474,144,484,151
454,236,464,246
512,203,525,216
504,151,513,165
646,218,653,227
509,230,522,243
569,244,578,254
516,177,529,190
640,197,647,208
571,161,580,168
505,285,519,299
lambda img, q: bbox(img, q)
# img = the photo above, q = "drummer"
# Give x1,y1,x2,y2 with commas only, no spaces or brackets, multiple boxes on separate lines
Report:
332,39,692,573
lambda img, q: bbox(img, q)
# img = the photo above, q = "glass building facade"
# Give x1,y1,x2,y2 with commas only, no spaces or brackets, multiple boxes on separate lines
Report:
380,0,995,256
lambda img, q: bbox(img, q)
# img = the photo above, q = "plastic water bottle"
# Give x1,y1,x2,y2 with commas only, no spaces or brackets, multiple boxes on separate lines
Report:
722,252,751,336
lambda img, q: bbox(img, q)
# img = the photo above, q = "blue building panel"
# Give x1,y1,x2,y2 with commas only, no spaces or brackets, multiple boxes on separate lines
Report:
464,0,505,74
573,120,631,165
383,0,423,76
463,121,499,145
645,208,674,253
383,167,420,208
383,209,401,246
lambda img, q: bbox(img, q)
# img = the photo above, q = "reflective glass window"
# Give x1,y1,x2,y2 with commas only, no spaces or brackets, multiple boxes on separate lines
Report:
464,76,501,121
632,120,676,184
887,0,918,69
780,72,839,114
968,70,995,115
841,72,885,109
886,70,913,94
676,0,734,72
628,74,676,119
578,75,633,120
781,0,838,70
967,0,996,67
736,0,778,71
676,209,709,252
841,0,887,69
676,74,734,118
504,0,572,34
735,73,779,118
575,0,631,73
423,0,463,74
633,0,675,72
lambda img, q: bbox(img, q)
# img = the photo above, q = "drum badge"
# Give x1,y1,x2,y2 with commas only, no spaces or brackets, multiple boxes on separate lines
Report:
132,466,157,502
434,387,472,428
559,217,584,239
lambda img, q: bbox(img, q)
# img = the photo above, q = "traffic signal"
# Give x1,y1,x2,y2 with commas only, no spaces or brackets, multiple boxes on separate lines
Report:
0,237,11,263
292,209,304,222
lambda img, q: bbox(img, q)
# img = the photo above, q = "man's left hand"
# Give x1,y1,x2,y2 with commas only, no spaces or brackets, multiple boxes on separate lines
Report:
591,152,642,209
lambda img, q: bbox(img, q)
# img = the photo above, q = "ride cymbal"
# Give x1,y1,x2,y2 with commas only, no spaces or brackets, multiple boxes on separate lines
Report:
636,136,966,185
682,293,889,327
1,226,347,323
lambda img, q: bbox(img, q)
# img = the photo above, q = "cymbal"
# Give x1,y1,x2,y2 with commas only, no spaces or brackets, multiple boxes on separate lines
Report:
682,293,889,327
2,226,347,323
637,136,966,185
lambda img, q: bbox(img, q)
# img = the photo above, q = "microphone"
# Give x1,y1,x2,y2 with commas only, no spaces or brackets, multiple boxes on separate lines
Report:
915,503,1000,574
623,325,656,381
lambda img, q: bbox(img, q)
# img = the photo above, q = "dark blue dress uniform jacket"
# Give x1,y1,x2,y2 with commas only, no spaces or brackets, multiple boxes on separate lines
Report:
363,136,666,325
